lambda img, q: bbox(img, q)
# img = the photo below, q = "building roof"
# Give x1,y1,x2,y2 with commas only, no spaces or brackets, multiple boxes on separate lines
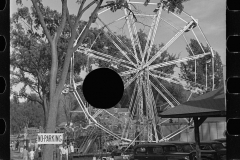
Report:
159,86,226,118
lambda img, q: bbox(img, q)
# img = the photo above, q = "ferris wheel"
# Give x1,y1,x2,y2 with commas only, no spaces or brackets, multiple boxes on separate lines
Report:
62,0,215,149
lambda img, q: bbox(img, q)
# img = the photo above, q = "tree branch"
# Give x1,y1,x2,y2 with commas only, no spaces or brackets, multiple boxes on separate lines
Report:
66,8,73,29
72,0,96,41
55,0,103,96
13,92,43,106
36,74,43,101
81,0,97,14
65,0,97,56
71,0,87,37
54,0,68,44
31,0,53,43
74,1,103,51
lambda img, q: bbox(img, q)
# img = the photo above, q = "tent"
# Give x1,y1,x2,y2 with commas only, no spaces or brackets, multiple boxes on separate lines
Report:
159,86,226,160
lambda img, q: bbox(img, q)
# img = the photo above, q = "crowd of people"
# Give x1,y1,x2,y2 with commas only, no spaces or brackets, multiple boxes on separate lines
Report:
18,142,75,160
11,139,134,160
57,142,75,160
21,146,42,160
11,141,76,160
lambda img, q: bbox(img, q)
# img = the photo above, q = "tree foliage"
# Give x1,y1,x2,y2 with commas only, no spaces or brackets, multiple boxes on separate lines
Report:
179,39,224,92
10,97,44,134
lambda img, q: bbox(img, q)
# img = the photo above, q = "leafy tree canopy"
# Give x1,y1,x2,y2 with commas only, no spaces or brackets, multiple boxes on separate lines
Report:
10,96,44,135
179,39,224,92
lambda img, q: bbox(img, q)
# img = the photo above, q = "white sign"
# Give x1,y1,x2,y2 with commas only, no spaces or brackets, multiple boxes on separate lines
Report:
37,133,63,144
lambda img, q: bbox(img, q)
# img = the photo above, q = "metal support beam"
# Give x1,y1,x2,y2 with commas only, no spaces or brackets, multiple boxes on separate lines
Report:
193,117,207,160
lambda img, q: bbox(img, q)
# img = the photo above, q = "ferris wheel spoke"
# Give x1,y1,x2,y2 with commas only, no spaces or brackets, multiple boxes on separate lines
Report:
151,74,180,105
144,3,163,63
91,54,134,70
122,79,139,139
150,70,211,92
92,109,103,118
142,15,157,63
149,51,211,70
97,7,111,15
142,79,152,118
150,71,183,87
124,1,144,60
149,87,159,127
120,68,138,77
95,22,138,68
122,10,139,63
145,19,197,67
80,52,135,71
78,46,136,69
138,78,144,117
123,71,140,89
130,78,142,120
150,80,175,108
145,74,159,141
147,75,158,119
97,17,140,65
127,77,139,119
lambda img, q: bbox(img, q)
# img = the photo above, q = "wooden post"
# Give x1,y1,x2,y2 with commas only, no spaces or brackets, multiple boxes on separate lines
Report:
193,117,201,160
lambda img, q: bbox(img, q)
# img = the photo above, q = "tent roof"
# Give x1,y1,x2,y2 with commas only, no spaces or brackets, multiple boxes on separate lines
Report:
159,86,226,118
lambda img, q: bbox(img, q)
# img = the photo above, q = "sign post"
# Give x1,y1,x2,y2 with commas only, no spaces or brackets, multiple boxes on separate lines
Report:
37,133,63,144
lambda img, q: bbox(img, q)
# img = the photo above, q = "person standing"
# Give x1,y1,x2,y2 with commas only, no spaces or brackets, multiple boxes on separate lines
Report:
22,147,28,160
68,142,74,160
35,143,38,152
56,145,61,160
65,145,69,160
69,143,74,153
37,146,42,160
29,148,35,160
12,142,15,151
34,147,38,160
16,140,19,151
61,145,66,160
59,145,63,160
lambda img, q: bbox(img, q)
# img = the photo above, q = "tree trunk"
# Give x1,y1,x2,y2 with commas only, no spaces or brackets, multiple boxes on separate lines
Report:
42,95,60,160
43,95,50,129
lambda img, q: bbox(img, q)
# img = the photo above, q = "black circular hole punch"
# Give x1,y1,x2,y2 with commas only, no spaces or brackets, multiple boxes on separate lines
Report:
227,118,240,136
227,0,240,11
0,118,6,135
227,77,240,94
0,76,6,94
227,36,240,53
82,68,124,109
0,35,6,52
0,0,6,11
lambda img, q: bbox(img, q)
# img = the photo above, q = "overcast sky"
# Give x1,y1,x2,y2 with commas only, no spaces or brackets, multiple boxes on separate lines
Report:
10,0,226,100
11,0,226,64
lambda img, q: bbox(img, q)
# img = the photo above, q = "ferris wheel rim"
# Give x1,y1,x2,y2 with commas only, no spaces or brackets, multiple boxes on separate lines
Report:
67,0,216,146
